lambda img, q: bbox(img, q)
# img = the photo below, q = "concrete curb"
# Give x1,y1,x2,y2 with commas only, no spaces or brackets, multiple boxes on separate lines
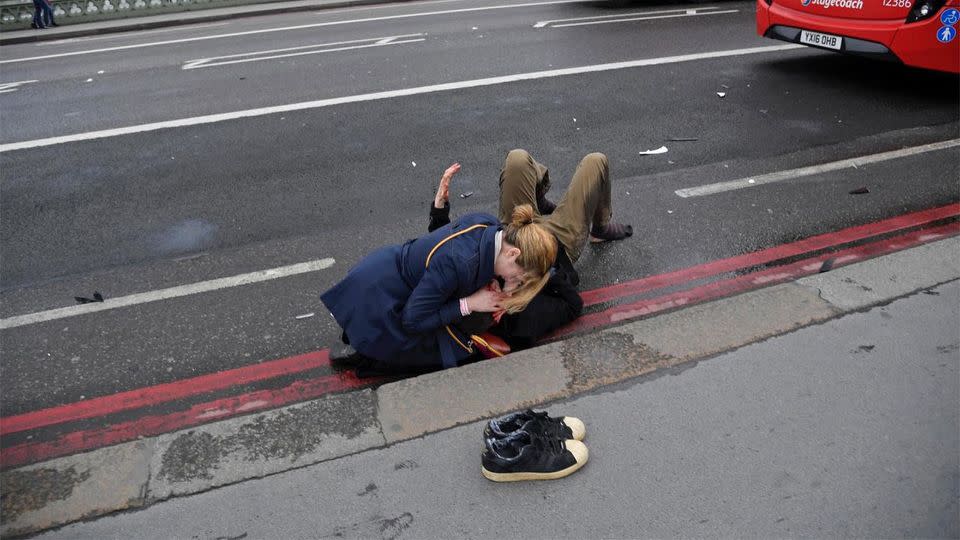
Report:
2,236,958,537
0,0,401,45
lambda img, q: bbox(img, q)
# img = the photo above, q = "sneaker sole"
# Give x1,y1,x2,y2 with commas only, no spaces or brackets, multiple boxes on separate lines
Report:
480,459,587,482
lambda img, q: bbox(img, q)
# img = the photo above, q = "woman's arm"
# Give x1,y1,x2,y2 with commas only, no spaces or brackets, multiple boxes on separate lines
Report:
401,255,504,334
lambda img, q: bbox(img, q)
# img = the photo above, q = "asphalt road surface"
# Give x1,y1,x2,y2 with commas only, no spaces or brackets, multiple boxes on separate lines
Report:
2,0,958,417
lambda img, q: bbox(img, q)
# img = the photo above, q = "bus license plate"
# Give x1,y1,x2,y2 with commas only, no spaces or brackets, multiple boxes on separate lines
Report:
800,30,842,50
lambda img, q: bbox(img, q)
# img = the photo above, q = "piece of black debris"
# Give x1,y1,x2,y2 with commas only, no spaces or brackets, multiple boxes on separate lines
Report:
667,137,699,142
74,291,105,304
459,191,474,199
849,187,870,195
819,258,835,273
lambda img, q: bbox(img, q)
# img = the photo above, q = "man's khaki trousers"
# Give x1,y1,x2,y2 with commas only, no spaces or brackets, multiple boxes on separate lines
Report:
498,149,612,262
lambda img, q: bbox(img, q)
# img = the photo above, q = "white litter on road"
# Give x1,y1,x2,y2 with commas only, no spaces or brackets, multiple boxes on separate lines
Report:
639,146,668,155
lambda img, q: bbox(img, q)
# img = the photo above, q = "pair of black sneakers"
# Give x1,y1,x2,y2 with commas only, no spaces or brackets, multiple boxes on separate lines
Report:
481,409,589,482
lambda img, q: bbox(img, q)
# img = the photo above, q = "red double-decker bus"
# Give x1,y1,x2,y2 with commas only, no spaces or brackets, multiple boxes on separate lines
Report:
757,0,960,73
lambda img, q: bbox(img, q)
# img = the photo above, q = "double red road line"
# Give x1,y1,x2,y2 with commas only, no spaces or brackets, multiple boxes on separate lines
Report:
1,350,331,436
580,203,960,307
2,203,957,469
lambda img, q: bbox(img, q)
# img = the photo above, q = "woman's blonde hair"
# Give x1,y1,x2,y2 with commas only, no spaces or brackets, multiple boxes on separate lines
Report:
500,204,558,314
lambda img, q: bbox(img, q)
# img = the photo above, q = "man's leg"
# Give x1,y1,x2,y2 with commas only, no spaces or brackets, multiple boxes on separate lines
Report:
498,149,551,223
542,152,630,263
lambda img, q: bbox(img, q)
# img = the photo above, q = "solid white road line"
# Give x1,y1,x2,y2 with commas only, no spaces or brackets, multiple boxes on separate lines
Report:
182,34,425,70
533,7,722,28
0,44,804,153
549,10,739,28
0,258,336,330
674,138,960,198
0,0,583,65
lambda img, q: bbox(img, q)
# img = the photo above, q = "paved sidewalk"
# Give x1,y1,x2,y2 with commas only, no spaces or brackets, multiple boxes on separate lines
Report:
35,280,960,538
0,0,400,45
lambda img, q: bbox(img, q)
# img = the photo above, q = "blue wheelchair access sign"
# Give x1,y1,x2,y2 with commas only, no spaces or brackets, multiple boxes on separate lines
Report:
941,8,959,26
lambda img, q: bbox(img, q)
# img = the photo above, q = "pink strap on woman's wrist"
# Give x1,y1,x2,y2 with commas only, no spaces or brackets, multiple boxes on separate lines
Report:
459,298,471,317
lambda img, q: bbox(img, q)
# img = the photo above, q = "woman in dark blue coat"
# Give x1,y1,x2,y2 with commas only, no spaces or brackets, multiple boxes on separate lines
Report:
321,168,557,372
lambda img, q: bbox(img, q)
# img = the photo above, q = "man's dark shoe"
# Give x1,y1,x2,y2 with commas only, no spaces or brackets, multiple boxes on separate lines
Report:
330,344,365,368
590,222,632,242
484,409,585,441
537,196,557,215
481,431,588,482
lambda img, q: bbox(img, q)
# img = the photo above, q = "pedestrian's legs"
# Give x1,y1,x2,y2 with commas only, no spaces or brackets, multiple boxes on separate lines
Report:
31,0,44,28
498,149,551,224
542,153,612,262
41,0,56,26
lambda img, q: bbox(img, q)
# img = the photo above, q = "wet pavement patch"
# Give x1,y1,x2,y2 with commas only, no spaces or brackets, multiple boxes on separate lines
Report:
157,391,379,484
561,331,676,391
1,466,91,522
158,431,221,482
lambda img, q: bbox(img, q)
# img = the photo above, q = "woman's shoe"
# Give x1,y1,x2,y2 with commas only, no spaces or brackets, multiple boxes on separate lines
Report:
481,431,589,482
484,409,586,441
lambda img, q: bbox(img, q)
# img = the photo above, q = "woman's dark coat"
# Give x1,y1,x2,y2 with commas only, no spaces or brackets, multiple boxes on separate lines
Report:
321,212,500,371
429,203,583,351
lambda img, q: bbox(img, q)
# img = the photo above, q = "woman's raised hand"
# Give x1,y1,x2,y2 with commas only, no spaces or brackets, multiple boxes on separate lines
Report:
465,284,506,313
434,162,461,209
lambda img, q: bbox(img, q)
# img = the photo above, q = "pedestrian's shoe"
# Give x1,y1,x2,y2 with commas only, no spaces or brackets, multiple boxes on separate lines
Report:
589,222,633,242
481,431,588,482
484,409,586,441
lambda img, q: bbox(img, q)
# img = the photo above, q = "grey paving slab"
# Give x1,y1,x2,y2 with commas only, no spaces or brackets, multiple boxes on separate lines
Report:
35,281,959,540
624,282,840,360
0,440,153,537
148,389,384,499
798,236,960,311
376,344,569,444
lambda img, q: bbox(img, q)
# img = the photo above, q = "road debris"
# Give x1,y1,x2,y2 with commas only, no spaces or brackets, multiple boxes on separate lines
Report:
295,312,316,320
819,258,836,273
667,137,698,142
849,187,870,195
74,292,104,304
717,92,726,98
459,191,474,199
411,161,417,167
638,146,668,155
